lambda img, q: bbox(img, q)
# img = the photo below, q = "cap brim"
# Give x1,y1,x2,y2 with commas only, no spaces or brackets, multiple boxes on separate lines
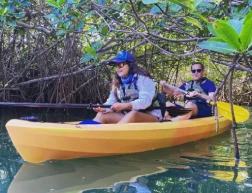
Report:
108,59,126,65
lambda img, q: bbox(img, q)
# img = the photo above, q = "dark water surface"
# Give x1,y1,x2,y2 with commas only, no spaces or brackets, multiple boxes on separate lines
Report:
0,107,252,193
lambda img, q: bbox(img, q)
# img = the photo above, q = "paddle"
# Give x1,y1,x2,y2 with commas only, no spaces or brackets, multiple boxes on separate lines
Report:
0,102,191,117
164,83,250,123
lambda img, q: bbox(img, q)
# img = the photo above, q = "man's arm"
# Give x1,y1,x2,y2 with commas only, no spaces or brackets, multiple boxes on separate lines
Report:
189,91,214,101
160,80,183,96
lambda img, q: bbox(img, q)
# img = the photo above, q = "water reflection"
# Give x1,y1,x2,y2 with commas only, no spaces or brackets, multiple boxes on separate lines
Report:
0,134,22,193
110,176,151,193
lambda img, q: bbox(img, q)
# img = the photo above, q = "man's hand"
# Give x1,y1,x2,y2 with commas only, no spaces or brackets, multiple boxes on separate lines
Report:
187,91,199,98
159,80,166,87
110,103,132,112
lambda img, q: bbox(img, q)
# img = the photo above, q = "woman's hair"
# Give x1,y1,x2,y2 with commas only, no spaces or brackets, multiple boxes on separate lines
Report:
112,62,152,87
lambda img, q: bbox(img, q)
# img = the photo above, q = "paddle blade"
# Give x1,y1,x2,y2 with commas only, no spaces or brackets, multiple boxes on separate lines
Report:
211,101,250,123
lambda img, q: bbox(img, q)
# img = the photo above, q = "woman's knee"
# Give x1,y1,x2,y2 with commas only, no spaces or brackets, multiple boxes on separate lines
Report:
93,112,106,123
119,111,140,123
124,111,138,119
94,112,103,119
166,101,175,107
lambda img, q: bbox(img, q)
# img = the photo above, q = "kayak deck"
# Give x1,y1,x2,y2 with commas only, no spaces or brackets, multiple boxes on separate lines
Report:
5,116,231,163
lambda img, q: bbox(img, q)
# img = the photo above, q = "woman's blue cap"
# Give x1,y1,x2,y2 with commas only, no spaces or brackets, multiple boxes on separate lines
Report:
109,51,135,64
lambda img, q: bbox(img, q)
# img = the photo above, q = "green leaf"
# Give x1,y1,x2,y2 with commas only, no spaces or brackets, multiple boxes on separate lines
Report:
150,5,165,13
193,13,208,23
68,23,74,30
0,8,6,16
2,0,8,7
44,14,57,19
97,0,106,6
193,0,202,8
4,7,8,15
46,0,59,7
248,40,252,49
207,23,218,36
248,50,252,56
101,26,109,36
198,41,237,54
8,21,17,27
15,12,26,18
67,0,75,4
213,20,241,50
142,0,159,5
85,46,96,56
243,10,252,24
240,18,252,52
56,30,66,35
62,6,68,15
57,0,65,6
68,10,80,17
92,40,102,49
228,19,243,34
80,53,96,63
169,0,195,10
210,0,222,4
184,16,202,30
88,27,97,33
77,21,84,32
207,37,224,42
170,4,182,11
199,1,214,9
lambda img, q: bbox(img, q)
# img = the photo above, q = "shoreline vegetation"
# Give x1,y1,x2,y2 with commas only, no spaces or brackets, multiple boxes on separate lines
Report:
0,0,251,106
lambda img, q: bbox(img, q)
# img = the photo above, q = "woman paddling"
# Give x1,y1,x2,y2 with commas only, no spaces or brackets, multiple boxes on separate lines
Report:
92,50,162,124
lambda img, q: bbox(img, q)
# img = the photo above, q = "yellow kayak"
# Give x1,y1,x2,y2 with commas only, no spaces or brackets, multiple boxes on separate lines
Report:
5,116,231,164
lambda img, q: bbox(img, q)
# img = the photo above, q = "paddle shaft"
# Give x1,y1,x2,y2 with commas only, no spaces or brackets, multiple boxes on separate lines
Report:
164,83,211,103
0,102,190,112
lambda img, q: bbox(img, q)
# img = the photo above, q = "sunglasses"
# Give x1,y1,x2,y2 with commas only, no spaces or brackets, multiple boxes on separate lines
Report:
191,69,202,73
115,63,126,68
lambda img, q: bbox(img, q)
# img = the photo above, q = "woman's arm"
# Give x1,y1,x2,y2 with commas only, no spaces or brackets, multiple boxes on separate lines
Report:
93,88,118,113
130,76,155,110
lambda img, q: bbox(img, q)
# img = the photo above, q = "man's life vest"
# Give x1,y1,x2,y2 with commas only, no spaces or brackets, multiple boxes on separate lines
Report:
184,77,208,104
116,75,166,117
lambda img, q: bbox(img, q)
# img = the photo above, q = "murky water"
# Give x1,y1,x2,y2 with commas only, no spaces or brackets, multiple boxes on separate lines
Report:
0,107,252,193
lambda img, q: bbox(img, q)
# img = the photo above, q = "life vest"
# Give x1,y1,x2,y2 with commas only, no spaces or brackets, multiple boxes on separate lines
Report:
116,75,165,117
117,74,139,103
184,77,208,104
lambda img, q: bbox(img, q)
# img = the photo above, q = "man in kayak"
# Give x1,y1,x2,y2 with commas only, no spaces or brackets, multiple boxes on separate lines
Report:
92,50,162,124
160,62,216,121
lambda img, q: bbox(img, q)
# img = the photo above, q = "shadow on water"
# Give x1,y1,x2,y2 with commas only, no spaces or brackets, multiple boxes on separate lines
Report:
1,107,252,193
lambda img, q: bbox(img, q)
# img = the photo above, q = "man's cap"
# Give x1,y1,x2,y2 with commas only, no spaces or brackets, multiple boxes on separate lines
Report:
109,51,135,64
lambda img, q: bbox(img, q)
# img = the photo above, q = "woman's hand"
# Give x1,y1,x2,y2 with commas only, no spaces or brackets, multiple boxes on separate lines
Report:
110,103,132,112
93,107,106,113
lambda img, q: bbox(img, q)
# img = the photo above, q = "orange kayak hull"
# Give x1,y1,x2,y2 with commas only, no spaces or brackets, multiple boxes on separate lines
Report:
5,116,231,163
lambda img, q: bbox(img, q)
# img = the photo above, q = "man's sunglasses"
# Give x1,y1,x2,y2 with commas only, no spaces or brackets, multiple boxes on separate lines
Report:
191,69,202,73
